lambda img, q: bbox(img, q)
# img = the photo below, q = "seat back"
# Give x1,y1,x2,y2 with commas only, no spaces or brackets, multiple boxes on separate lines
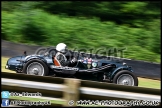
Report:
53,57,61,66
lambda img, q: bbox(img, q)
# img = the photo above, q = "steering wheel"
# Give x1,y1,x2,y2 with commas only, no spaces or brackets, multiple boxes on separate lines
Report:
72,51,81,68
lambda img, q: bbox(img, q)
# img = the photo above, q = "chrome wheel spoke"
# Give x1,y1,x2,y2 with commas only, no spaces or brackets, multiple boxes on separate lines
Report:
27,62,44,76
117,74,134,86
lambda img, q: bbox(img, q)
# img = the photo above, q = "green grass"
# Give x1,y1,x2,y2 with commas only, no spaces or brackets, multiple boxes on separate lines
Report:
2,57,160,89
138,77,160,89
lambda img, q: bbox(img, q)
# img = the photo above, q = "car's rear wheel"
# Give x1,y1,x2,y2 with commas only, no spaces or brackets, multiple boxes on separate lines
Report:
22,59,49,76
113,70,138,86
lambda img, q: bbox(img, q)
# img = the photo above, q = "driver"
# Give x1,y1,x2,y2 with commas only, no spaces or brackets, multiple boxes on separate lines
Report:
54,43,77,66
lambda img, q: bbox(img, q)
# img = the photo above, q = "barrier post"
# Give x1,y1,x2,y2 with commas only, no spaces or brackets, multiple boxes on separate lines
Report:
63,78,80,107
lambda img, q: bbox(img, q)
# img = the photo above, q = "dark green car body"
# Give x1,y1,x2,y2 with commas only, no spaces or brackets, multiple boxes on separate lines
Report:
5,51,138,86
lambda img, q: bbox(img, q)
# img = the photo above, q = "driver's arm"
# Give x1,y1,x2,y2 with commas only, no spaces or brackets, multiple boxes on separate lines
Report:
57,54,77,66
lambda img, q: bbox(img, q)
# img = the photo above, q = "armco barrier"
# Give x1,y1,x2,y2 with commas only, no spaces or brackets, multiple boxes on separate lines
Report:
2,72,161,107
1,40,161,80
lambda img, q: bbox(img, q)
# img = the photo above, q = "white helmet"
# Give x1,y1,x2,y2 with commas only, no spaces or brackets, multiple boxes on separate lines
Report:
56,43,67,53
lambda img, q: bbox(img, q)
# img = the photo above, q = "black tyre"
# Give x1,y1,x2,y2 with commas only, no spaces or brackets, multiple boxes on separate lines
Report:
113,70,138,86
22,59,49,76
35,47,48,55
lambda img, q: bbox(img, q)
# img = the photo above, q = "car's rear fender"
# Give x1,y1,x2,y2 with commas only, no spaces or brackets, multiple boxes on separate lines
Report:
110,66,133,80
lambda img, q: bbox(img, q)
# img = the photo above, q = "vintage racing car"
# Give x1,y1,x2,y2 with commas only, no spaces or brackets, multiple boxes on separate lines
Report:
5,49,138,86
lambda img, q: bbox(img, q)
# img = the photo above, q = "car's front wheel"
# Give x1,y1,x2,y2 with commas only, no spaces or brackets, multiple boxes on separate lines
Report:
113,70,138,86
22,59,49,76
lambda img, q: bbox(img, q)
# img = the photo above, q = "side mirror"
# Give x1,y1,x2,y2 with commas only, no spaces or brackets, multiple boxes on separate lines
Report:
24,51,27,56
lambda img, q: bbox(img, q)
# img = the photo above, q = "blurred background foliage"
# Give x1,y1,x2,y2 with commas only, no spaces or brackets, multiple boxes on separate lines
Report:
1,1,161,63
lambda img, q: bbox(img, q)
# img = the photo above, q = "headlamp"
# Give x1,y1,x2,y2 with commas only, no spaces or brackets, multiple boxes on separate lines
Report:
92,62,98,68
